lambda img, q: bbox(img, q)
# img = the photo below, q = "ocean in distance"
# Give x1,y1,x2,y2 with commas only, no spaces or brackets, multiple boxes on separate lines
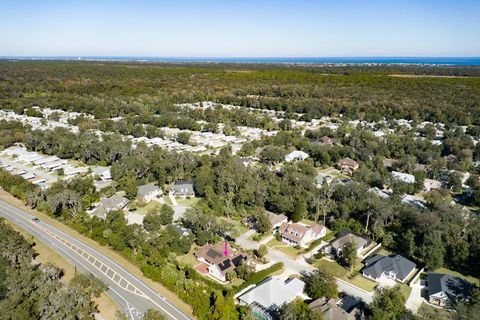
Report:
2,56,480,66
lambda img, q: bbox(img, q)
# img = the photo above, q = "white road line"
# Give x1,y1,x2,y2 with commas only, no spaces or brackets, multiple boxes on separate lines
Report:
0,201,190,320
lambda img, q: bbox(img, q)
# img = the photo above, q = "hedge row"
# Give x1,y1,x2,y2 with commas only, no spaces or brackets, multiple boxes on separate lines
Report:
234,262,284,293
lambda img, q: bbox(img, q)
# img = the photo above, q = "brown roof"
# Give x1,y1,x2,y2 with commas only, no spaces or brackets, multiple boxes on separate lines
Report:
279,223,324,243
338,157,358,167
330,232,370,251
266,211,288,225
195,243,226,265
195,243,248,275
311,224,326,235
319,136,337,145
309,297,360,320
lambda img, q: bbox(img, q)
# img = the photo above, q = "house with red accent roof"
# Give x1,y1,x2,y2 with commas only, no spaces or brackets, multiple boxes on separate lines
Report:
194,243,248,282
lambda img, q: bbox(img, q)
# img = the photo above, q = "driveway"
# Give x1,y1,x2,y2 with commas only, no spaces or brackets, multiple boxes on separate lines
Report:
406,281,425,313
235,231,374,303
172,205,189,221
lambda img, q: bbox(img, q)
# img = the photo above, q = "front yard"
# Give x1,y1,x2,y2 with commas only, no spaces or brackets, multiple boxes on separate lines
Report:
132,201,162,215
315,258,377,292
266,238,301,258
175,197,201,207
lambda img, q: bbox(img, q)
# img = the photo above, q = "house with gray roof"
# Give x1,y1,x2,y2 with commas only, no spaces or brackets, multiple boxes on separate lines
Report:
136,183,163,203
238,276,306,317
322,231,371,258
90,194,129,219
315,173,335,187
92,166,111,181
362,254,416,283
427,273,472,307
172,180,195,198
266,211,288,229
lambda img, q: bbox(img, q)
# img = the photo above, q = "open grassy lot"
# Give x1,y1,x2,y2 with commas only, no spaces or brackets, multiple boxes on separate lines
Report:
266,238,301,258
315,258,377,292
433,267,480,286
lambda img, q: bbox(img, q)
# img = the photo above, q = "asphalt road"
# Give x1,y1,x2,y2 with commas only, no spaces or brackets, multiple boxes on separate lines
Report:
0,199,192,320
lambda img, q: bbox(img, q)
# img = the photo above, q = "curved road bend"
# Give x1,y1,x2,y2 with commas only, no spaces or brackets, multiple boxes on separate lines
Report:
0,199,192,320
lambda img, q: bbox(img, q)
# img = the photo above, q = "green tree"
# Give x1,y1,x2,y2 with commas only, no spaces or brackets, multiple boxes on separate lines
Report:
142,309,166,320
143,208,163,232
340,241,357,271
159,204,174,225
367,286,408,320
256,245,268,258
255,210,272,234
421,231,445,270
177,132,191,145
303,270,338,300
291,201,307,223
117,175,137,199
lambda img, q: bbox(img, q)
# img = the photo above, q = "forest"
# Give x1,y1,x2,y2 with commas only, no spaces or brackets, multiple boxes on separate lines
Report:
0,218,106,319
1,61,480,319
1,61,480,126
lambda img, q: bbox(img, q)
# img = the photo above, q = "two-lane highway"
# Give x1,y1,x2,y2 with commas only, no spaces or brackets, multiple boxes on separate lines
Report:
0,199,192,320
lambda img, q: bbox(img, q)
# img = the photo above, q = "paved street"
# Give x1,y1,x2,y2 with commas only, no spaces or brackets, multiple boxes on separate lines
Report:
0,199,191,320
236,230,375,303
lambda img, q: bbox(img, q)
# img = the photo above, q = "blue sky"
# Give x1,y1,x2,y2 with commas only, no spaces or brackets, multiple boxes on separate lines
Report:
1,0,479,57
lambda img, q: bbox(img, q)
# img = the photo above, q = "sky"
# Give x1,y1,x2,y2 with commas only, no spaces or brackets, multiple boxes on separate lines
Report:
0,0,479,57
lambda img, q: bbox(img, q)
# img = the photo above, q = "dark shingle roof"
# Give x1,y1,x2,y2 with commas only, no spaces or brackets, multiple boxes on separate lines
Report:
427,273,472,302
362,254,416,281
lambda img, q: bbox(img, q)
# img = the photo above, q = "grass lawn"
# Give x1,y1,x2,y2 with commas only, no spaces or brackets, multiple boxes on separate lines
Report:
433,267,480,286
396,283,412,300
315,259,377,292
250,232,271,242
176,245,199,266
266,238,301,258
163,196,173,206
300,218,317,226
372,247,393,256
134,201,162,215
176,197,200,207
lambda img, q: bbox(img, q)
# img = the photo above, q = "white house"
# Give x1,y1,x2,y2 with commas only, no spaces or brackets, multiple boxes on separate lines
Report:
423,179,443,192
136,183,163,203
391,171,415,184
92,166,111,181
238,277,306,314
278,222,326,247
285,150,309,163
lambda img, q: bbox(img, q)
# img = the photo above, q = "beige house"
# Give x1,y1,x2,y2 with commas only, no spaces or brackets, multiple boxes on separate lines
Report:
337,158,359,174
279,222,326,247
